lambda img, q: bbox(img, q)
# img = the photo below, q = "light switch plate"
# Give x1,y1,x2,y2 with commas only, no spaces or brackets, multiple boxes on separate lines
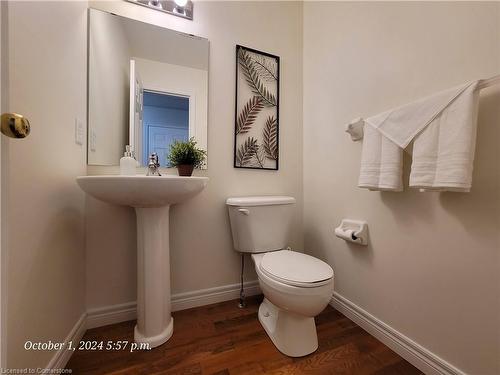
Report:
75,118,84,145
90,129,96,152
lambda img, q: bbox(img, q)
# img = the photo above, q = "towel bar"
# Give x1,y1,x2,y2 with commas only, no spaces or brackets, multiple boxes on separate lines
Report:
345,74,500,141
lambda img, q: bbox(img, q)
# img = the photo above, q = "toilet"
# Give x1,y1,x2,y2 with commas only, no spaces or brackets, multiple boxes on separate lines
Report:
226,196,334,357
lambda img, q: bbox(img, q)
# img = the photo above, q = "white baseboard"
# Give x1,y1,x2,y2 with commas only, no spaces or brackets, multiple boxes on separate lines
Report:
46,313,86,370
172,280,260,312
46,286,466,374
46,281,260,368
87,301,137,330
330,292,466,375
87,280,261,330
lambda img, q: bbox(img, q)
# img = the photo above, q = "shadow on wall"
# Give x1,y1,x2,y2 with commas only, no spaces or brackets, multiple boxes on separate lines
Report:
9,205,84,367
85,196,137,308
168,192,258,291
304,217,375,271
345,235,375,265
378,89,500,240
379,151,438,226
439,89,500,237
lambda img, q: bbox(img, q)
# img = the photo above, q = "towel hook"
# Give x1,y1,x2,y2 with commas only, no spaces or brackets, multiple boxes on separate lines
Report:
345,118,364,141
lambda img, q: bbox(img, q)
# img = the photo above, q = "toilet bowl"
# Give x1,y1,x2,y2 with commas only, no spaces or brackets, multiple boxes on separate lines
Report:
252,251,334,357
226,196,334,357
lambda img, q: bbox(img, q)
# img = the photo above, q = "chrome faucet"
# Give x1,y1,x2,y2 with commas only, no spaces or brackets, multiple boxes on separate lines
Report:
147,153,161,176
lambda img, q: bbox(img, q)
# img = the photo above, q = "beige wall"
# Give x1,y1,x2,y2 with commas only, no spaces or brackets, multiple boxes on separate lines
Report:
303,2,499,375
5,1,497,371
6,1,87,368
86,1,303,309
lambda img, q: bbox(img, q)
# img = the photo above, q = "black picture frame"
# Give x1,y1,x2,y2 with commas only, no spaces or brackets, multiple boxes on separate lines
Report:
234,45,280,170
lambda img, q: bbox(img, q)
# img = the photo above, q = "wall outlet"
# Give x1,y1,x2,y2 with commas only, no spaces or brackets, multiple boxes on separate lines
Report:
75,118,84,145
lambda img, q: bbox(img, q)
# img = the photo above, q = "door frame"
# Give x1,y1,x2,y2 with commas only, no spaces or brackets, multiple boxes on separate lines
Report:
143,88,194,140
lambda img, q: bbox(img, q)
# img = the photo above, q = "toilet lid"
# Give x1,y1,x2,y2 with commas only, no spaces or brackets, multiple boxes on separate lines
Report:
260,250,333,286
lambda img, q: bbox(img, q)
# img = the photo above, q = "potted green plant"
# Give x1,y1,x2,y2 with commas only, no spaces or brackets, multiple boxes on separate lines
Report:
167,137,206,176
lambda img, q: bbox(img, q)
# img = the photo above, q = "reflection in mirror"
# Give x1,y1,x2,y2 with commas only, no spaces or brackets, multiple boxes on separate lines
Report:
142,91,189,165
87,8,209,167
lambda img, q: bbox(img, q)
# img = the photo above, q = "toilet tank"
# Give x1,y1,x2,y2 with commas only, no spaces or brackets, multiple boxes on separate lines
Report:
226,196,296,253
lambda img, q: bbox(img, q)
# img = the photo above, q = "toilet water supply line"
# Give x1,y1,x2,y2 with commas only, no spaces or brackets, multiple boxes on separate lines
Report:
238,247,293,309
239,254,246,308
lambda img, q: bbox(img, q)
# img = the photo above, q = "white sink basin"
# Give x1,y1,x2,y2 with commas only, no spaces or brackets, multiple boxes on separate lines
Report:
76,175,208,208
76,174,208,348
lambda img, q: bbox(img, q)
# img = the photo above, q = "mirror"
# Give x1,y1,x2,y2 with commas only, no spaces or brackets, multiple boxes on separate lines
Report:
87,9,209,167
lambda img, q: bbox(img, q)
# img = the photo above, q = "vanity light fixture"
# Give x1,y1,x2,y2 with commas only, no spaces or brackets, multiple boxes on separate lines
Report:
126,0,193,20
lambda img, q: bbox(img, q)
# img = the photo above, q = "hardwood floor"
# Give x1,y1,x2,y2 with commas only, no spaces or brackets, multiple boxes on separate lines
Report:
67,295,423,374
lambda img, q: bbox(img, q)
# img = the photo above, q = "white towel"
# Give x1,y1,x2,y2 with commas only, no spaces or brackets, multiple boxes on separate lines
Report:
358,124,403,191
358,80,480,192
410,82,480,192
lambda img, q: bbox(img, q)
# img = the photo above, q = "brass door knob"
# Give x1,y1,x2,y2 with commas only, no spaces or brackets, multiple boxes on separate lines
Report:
1,113,30,138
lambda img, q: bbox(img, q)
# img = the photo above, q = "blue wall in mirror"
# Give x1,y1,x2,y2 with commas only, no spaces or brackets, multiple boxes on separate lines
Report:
142,91,189,166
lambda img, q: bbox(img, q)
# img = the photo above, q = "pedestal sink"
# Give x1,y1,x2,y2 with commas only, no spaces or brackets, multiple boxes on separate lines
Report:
76,175,208,348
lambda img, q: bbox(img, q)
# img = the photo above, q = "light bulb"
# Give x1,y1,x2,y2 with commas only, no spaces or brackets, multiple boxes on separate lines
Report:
175,0,187,8
174,0,188,7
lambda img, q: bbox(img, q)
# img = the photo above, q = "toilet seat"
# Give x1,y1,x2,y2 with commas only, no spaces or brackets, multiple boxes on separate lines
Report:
259,250,333,288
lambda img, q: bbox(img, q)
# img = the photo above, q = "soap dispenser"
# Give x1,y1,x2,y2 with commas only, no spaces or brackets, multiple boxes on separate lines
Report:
120,145,136,175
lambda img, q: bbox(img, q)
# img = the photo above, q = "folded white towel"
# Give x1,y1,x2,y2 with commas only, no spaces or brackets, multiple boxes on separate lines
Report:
358,80,481,192
410,82,480,192
358,124,403,191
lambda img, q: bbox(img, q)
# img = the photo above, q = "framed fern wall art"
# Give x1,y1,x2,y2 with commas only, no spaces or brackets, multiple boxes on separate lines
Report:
234,45,280,170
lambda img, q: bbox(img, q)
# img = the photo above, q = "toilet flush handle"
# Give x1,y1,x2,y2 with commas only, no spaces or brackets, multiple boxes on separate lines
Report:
237,208,250,215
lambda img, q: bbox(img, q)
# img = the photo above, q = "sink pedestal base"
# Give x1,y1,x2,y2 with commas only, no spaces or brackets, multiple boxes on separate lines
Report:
134,205,173,348
76,175,209,348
